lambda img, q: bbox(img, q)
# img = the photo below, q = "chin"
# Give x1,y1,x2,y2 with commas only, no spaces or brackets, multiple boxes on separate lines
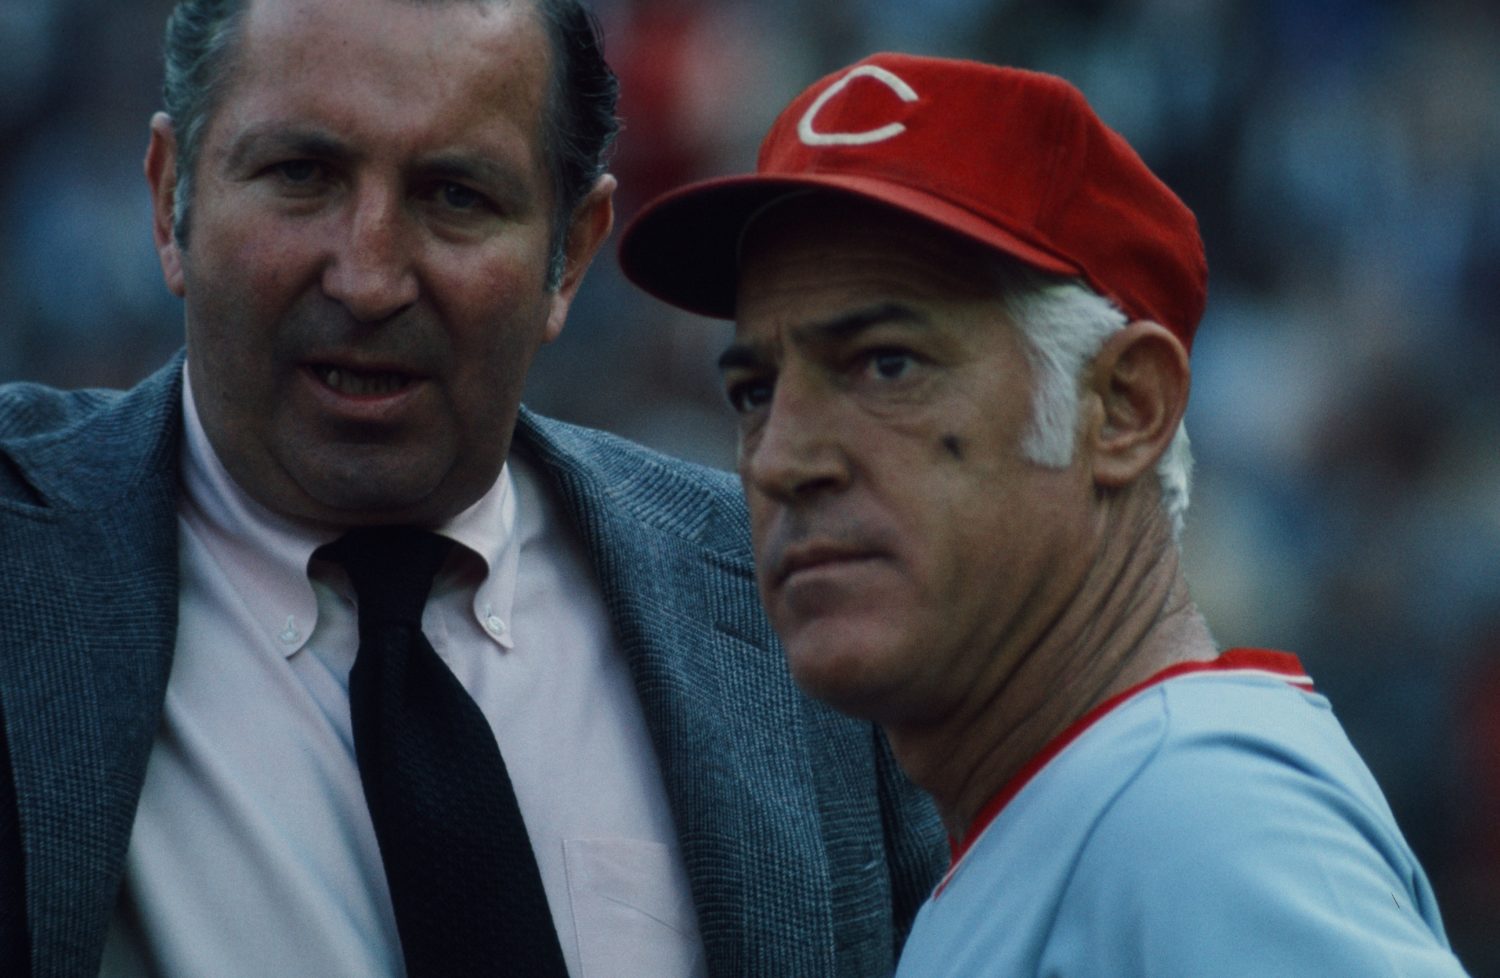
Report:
781,627,909,721
285,448,477,522
275,473,443,526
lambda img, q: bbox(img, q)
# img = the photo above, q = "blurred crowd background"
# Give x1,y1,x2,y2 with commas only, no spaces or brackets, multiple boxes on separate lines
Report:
3,0,1497,970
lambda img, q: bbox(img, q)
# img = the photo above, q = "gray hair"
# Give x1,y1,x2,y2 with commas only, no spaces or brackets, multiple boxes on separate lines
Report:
160,0,619,290
1001,270,1193,538
159,0,242,252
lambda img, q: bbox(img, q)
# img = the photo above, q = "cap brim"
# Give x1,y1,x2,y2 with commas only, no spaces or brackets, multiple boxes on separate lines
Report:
617,171,1084,320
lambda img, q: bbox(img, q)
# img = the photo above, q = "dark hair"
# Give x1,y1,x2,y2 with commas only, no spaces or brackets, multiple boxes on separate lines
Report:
532,0,619,286
160,0,620,289
160,0,242,249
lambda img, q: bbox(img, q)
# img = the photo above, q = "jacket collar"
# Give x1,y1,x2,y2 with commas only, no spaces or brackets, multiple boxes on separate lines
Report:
512,409,843,975
0,356,183,975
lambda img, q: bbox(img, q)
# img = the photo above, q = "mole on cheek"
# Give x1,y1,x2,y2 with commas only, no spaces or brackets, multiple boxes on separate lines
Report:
941,435,965,460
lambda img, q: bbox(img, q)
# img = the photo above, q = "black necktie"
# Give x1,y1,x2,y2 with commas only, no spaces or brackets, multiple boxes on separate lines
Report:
322,526,569,977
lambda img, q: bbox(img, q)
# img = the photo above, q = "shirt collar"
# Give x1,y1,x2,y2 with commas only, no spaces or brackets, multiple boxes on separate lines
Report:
178,363,519,656
432,449,519,650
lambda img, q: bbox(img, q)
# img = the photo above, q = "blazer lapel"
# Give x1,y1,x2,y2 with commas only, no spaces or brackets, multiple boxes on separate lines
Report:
0,360,182,976
514,413,839,978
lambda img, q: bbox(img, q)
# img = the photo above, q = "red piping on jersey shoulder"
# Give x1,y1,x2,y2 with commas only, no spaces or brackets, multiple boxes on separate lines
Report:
934,648,1313,898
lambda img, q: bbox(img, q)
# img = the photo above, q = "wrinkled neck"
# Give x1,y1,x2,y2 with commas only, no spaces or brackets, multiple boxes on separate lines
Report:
886,486,1216,838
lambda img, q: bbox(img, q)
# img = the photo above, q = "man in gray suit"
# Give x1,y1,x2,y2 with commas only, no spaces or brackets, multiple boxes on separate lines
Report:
0,2,943,976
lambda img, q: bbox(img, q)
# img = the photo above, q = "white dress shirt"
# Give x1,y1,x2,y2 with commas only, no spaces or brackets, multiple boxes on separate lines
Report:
101,370,706,977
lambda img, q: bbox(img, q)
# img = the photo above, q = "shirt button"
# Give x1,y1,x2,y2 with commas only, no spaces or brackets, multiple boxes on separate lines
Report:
278,617,302,645
484,615,507,637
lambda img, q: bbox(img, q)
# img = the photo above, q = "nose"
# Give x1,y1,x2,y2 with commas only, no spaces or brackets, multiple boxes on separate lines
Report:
322,183,419,323
740,378,850,503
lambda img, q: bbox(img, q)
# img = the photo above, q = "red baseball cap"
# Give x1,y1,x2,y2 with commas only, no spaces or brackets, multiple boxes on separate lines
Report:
618,53,1207,348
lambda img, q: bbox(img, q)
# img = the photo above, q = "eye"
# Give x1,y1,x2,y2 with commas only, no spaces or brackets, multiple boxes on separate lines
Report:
724,377,774,415
435,181,488,213
866,348,917,380
272,160,323,184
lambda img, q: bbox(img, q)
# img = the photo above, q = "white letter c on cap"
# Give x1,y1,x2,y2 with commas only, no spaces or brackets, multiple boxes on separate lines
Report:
798,65,919,147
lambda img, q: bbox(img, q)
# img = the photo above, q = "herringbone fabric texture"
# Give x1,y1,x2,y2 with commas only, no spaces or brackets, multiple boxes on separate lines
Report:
325,526,567,978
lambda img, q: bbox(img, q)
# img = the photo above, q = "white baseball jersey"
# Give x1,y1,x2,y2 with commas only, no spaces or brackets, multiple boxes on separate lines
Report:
896,649,1470,977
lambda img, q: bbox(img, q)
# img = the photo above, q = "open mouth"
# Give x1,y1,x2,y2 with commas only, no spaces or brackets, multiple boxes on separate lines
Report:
311,364,416,397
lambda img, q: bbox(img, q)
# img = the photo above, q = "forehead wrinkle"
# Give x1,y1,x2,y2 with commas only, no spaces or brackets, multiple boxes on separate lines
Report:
790,301,930,348
212,0,553,208
236,0,545,124
725,300,936,374
778,301,934,362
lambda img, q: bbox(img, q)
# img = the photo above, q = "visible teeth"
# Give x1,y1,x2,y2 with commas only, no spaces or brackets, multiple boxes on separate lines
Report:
318,366,412,396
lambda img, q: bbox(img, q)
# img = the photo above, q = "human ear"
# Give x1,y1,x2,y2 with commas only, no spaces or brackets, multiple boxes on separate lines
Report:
145,112,186,298
542,173,617,343
1084,320,1190,488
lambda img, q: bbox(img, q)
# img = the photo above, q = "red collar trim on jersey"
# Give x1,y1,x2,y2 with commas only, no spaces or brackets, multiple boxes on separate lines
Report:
935,648,1313,897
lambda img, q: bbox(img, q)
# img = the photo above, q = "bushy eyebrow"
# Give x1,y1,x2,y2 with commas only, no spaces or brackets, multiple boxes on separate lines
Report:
798,302,928,344
716,342,766,373
718,301,929,373
222,124,352,173
412,153,538,210
220,124,533,202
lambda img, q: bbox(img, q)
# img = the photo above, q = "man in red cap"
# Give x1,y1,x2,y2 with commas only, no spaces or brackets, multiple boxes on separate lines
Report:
620,53,1470,975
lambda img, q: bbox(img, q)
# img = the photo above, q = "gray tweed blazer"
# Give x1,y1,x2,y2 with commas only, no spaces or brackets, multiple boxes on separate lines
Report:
0,356,944,978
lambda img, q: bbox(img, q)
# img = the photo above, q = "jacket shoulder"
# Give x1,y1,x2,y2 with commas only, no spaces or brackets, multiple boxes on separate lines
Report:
0,380,122,439
0,358,183,511
514,408,750,557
